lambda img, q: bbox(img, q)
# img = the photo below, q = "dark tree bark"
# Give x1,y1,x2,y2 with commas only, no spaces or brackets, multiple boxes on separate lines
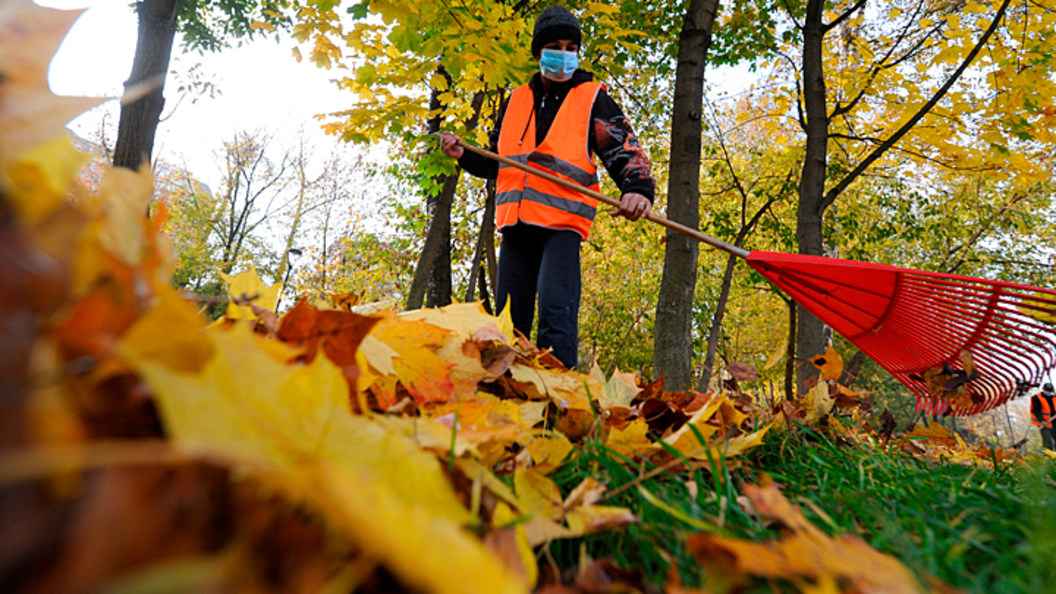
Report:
839,349,867,386
784,296,797,400
406,174,459,310
113,0,178,173
483,178,498,301
795,0,830,392
425,205,452,307
464,181,496,307
652,0,719,391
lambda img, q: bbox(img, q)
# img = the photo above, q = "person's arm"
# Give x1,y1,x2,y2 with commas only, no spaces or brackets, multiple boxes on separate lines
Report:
1032,396,1042,420
440,99,508,180
590,89,655,221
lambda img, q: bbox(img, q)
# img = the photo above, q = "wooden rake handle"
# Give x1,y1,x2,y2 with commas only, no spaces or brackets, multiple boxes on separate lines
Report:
452,139,749,259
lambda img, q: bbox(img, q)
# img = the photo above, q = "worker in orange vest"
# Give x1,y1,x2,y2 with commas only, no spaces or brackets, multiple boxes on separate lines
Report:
440,6,655,369
1031,382,1056,451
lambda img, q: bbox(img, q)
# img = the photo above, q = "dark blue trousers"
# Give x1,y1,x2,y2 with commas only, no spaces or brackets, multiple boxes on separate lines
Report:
496,224,581,369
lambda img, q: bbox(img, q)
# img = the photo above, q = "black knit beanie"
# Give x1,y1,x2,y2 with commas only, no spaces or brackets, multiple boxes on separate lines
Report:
531,6,582,57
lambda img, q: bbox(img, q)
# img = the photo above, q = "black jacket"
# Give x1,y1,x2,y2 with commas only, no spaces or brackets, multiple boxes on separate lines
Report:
458,70,655,203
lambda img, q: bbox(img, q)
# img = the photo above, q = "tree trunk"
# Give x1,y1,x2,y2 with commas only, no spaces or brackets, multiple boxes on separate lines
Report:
697,253,737,391
483,179,498,302
406,174,459,310
426,202,452,307
113,0,178,173
784,297,797,400
464,182,497,305
795,0,829,391
652,0,719,391
839,349,867,386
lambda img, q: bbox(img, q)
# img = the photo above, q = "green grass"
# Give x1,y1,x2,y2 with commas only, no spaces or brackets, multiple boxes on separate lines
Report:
545,424,1056,592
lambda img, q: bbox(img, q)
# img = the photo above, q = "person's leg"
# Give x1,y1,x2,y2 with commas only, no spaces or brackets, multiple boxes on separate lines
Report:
496,225,543,341
1042,427,1055,451
535,229,582,369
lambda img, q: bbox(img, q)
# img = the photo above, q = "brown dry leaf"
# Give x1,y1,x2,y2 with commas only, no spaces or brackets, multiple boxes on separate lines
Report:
833,383,863,408
725,362,759,382
466,325,518,377
555,407,596,442
687,480,931,593
958,349,976,376
329,291,362,309
809,344,844,381
276,299,379,390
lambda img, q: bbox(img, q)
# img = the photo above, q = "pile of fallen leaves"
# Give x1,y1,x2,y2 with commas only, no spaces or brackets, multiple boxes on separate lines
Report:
0,2,993,592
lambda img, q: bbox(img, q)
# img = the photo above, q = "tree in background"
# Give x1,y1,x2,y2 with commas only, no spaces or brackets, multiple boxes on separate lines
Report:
113,0,292,173
651,0,720,390
767,0,1056,388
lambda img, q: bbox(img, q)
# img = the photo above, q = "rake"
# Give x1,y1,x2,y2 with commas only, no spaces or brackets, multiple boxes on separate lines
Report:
457,140,1056,416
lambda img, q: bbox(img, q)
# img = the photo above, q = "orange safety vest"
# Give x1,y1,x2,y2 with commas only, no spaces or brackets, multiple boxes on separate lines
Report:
495,82,603,240
1032,392,1056,426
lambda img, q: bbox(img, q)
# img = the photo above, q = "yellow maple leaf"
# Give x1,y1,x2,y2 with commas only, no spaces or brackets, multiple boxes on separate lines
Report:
400,301,513,344
368,316,455,406
605,418,655,460
526,432,574,474
508,363,596,410
5,133,87,224
219,266,280,318
513,468,636,546
809,344,844,381
489,501,538,589
591,363,641,410
664,394,725,457
121,282,213,374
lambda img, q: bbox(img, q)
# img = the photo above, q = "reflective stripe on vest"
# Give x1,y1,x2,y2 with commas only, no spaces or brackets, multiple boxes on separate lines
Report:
495,81,603,240
1032,393,1056,426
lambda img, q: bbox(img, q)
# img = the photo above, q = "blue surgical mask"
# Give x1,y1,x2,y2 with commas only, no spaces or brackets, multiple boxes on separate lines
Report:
539,48,578,82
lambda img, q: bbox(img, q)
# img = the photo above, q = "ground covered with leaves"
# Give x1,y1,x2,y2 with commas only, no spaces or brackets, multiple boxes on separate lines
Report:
2,3,1056,593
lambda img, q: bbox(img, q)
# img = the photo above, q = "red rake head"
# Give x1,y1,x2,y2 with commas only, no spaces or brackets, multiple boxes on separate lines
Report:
747,251,1056,416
